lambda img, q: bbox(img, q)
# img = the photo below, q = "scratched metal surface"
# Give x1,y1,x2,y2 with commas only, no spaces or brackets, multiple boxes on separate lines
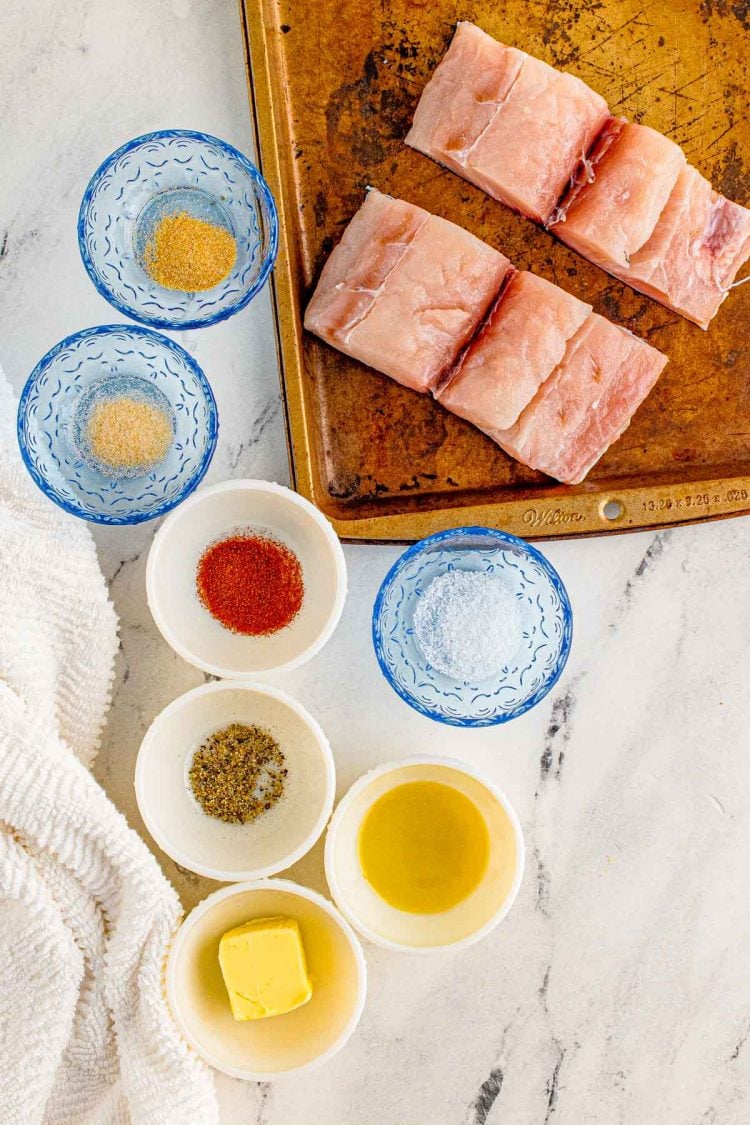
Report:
245,0,749,533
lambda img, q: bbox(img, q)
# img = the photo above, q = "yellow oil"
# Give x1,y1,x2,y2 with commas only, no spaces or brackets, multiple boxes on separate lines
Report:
357,780,490,914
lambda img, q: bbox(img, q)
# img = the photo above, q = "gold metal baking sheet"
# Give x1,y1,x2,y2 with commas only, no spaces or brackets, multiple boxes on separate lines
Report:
240,0,750,540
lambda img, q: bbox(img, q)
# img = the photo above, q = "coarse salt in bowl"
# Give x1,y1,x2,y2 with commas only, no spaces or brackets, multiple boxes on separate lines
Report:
413,569,523,682
372,526,573,727
146,479,347,677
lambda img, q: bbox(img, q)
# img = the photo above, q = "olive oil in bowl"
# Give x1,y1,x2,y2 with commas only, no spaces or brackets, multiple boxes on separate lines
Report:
325,758,525,951
357,780,490,914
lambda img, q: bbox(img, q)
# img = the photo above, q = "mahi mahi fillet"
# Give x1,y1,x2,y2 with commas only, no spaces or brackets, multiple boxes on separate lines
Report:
551,121,686,272
303,189,509,393
437,270,592,431
620,164,750,329
407,22,750,328
486,313,668,485
406,21,608,225
305,192,668,485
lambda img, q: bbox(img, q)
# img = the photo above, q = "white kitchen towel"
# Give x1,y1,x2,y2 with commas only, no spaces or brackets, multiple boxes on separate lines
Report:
0,369,218,1125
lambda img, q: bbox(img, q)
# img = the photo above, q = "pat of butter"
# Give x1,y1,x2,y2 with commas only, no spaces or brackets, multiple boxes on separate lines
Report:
218,916,312,1021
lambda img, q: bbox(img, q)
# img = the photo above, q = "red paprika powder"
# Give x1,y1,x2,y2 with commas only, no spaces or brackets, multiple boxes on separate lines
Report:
196,532,304,636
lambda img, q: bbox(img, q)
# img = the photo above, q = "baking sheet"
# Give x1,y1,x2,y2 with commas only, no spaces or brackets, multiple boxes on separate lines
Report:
240,0,750,540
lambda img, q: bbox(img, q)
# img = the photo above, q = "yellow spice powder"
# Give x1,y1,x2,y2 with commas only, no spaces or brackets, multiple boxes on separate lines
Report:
144,211,237,292
88,397,173,472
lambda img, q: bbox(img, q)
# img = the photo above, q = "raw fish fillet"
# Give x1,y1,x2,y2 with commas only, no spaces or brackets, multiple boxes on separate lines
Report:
490,313,668,484
437,270,591,430
620,164,750,329
304,190,510,392
305,194,668,485
409,23,748,327
548,115,625,224
406,22,609,224
551,122,686,271
405,23,524,179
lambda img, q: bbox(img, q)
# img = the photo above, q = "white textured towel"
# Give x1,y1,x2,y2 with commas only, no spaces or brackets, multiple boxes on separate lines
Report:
0,370,218,1124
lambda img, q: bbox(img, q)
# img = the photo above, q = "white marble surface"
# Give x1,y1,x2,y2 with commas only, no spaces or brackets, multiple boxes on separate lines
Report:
2,3,749,1123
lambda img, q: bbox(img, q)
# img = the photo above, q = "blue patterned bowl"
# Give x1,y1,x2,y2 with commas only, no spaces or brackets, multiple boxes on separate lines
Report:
372,527,573,727
78,130,278,329
17,325,218,525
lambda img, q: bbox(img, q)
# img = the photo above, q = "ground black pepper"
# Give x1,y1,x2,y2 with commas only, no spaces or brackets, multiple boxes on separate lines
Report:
188,723,287,824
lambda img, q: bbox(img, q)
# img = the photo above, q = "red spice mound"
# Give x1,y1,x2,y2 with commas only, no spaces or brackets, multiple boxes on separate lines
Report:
196,533,304,636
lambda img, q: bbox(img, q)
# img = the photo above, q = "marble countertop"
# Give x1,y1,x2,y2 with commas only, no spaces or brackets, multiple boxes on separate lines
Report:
2,2,749,1122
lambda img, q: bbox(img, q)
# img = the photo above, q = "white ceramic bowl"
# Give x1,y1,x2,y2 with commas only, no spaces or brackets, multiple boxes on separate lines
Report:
325,756,525,953
135,681,335,881
167,879,367,1080
146,479,347,677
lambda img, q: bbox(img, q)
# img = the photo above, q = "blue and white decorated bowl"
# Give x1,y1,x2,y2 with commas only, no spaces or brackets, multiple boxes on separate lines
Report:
372,527,573,727
17,325,218,525
78,130,278,329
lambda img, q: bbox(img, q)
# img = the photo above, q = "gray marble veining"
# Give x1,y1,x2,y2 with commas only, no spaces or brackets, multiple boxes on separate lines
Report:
2,3,749,1122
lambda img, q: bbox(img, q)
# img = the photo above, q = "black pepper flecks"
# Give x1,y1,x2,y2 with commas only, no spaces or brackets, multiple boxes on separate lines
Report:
188,723,288,824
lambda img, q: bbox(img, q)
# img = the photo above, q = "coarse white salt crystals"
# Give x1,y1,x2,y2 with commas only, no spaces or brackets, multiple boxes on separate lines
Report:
413,570,523,682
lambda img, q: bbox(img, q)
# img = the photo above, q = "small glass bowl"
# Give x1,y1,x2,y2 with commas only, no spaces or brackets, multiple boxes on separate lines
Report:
372,527,573,727
17,324,218,525
78,129,278,329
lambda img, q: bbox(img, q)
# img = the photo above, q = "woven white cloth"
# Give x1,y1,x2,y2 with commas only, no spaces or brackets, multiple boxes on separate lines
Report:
0,370,218,1124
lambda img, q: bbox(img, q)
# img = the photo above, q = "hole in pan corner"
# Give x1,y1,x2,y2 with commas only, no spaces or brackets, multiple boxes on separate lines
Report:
601,498,625,522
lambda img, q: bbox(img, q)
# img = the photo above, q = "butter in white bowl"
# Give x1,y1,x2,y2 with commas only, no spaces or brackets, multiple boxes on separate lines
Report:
218,916,313,1021
167,880,367,1081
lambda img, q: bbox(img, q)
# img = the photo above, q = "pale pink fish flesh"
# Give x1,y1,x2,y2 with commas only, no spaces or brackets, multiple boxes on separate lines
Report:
405,22,524,175
619,164,750,329
548,115,626,225
305,194,668,485
303,189,510,392
437,269,592,430
489,312,669,484
406,22,608,224
408,22,748,328
551,122,686,271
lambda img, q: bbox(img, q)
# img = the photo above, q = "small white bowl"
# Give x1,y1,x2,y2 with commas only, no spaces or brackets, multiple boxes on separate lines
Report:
325,756,525,953
167,879,367,1080
146,479,347,677
135,681,335,881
